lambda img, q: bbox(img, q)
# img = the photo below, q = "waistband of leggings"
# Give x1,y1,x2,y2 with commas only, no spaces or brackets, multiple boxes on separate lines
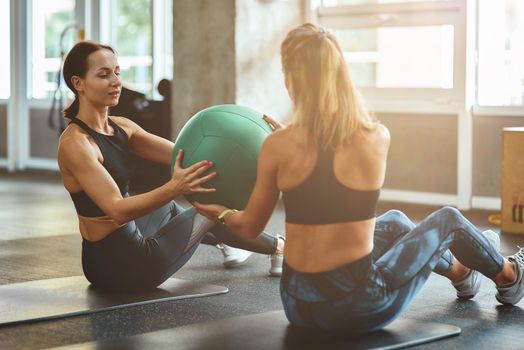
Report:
82,220,138,249
281,253,374,301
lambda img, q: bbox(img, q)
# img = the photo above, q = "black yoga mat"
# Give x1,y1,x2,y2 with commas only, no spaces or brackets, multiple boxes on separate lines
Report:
59,310,460,350
0,276,228,327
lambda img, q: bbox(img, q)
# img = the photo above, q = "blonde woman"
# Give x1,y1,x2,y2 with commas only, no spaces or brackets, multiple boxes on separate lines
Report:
194,23,524,332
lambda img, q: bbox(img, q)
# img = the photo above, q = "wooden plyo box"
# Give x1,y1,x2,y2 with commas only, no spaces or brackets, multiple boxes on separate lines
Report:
502,127,524,234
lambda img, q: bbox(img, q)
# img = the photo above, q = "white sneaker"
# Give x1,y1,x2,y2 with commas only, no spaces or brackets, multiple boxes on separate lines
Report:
269,235,285,277
269,252,283,277
496,246,524,305
217,244,253,268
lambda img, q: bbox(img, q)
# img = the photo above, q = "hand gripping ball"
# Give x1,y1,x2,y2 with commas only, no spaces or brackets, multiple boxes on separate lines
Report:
172,104,273,209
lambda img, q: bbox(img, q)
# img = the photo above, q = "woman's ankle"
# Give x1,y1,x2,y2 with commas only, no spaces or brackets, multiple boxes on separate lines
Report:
448,265,471,282
445,259,471,282
494,259,517,287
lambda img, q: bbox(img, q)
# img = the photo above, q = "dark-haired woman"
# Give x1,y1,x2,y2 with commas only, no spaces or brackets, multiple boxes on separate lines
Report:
57,41,284,291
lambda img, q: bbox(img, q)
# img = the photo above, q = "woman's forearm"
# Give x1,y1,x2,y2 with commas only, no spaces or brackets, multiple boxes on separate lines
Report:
223,211,261,239
108,181,179,225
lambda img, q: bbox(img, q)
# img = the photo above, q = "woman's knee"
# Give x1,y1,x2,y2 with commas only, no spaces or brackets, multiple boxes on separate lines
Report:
380,210,412,225
434,206,463,222
171,200,186,216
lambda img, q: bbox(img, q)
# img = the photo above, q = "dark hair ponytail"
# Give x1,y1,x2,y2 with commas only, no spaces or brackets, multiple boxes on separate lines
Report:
61,41,115,119
63,96,80,119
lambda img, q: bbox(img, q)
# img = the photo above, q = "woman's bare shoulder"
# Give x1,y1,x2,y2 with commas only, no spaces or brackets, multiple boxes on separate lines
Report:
354,123,390,147
110,116,141,137
58,125,95,162
266,127,309,155
361,123,389,140
376,123,390,141
110,115,131,125
59,124,87,147
263,127,289,147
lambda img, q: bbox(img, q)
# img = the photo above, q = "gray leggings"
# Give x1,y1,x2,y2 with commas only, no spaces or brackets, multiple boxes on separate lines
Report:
82,201,278,291
136,200,278,253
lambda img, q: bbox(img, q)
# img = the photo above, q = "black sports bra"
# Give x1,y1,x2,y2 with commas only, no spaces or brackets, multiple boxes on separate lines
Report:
69,117,136,217
282,148,379,225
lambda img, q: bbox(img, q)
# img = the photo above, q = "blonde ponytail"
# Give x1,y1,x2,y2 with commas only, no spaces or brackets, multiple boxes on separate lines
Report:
281,23,377,150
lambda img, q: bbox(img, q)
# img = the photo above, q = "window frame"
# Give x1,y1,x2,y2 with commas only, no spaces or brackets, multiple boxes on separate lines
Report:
313,0,468,115
312,0,524,115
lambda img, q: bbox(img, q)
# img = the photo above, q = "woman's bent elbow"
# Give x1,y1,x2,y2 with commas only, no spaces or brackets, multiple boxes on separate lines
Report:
107,210,129,226
228,221,263,239
242,227,263,240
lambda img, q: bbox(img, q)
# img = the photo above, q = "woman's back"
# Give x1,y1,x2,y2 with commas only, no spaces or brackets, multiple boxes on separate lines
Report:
274,124,390,272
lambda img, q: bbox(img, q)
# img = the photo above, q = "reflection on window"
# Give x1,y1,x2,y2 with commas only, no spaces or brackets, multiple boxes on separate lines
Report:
334,26,454,88
0,0,10,99
31,0,75,100
478,0,524,106
110,0,153,95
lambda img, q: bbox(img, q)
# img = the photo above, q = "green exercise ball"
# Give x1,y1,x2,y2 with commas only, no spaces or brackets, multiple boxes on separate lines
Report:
172,104,273,209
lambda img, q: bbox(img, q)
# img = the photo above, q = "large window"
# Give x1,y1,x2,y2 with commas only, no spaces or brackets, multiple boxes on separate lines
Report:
30,0,75,100
104,0,172,98
320,0,524,108
4,0,173,172
334,26,454,88
107,0,153,95
477,0,524,106
28,0,172,101
315,0,464,113
0,0,10,99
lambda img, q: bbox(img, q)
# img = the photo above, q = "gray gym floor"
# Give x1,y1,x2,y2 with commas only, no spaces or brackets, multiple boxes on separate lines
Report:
1,170,523,349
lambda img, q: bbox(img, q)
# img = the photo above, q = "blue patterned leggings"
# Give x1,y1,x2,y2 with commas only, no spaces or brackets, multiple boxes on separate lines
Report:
280,207,504,332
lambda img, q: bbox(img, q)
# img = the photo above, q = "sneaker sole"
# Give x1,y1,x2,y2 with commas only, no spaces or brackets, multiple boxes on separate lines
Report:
223,256,252,268
456,272,481,300
495,291,524,305
269,269,282,277
457,292,476,300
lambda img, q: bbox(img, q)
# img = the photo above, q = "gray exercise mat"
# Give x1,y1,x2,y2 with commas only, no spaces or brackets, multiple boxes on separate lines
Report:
0,276,228,327
58,310,460,350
